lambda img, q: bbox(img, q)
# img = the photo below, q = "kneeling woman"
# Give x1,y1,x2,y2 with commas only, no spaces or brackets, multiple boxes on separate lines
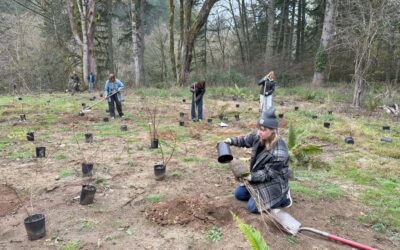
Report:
224,107,292,213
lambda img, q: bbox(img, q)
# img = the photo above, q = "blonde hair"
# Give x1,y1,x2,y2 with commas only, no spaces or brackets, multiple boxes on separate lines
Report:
261,128,279,150
266,71,276,81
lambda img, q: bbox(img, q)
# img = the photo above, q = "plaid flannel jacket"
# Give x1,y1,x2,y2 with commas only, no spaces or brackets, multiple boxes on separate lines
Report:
230,131,290,209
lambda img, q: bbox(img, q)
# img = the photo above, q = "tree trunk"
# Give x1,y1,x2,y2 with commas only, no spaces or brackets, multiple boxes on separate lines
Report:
168,0,177,81
87,0,96,78
265,0,275,67
385,24,395,83
179,0,218,86
176,0,184,85
107,0,114,73
78,0,89,85
228,0,245,66
312,0,335,87
131,0,145,87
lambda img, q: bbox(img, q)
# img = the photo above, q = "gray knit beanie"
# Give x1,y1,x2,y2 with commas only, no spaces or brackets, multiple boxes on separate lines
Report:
258,107,278,129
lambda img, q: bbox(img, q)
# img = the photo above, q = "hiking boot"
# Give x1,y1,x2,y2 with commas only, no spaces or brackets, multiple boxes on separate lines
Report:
198,119,202,122
111,116,115,120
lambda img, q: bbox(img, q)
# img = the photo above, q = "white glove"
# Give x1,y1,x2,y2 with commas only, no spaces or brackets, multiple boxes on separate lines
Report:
223,138,232,144
244,174,252,181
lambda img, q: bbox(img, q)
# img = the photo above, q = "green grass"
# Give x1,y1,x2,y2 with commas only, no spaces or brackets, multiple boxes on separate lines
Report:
59,168,75,178
204,226,223,242
147,194,162,202
61,240,80,250
54,152,67,160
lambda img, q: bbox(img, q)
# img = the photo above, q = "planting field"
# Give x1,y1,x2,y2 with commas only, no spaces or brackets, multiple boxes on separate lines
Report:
0,87,399,250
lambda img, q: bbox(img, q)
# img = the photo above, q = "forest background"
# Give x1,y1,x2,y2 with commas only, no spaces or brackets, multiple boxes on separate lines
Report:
1,0,400,109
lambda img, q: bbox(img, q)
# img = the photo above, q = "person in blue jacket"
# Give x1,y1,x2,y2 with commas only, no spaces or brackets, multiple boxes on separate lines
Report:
104,74,124,119
258,71,276,112
87,72,95,92
189,80,206,122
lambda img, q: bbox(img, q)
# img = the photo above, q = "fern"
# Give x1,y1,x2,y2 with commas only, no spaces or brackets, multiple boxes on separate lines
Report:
231,212,268,250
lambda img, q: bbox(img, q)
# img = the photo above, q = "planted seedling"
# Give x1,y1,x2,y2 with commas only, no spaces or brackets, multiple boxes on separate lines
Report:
5,182,46,241
144,104,160,149
154,130,177,181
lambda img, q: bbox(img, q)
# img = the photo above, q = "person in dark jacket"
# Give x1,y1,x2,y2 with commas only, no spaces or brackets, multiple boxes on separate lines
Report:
223,107,292,213
189,80,206,122
258,71,276,112
70,71,80,92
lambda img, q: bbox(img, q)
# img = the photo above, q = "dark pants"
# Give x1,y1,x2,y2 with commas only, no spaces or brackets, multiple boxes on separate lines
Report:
108,94,123,118
191,95,203,120
234,185,289,213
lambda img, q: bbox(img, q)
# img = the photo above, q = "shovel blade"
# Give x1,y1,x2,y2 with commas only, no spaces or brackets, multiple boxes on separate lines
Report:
81,108,91,114
270,209,301,235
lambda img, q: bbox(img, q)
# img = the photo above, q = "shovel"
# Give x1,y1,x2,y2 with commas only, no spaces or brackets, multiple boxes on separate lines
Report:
270,209,377,250
79,91,118,115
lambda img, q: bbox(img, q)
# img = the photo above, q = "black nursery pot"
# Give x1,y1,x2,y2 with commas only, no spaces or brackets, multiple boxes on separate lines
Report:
312,115,318,119
150,138,159,149
294,106,299,111
82,103,86,107
80,185,96,205
232,96,238,101
381,136,392,142
20,114,26,121
36,147,46,158
103,117,109,122
18,97,23,100
100,93,103,97
345,136,354,144
236,104,240,108
328,111,333,115
218,114,224,120
154,164,166,181
27,132,34,141
382,125,390,131
323,122,331,128
120,125,128,131
82,163,94,177
235,114,240,121
179,120,185,126
179,112,185,118
207,118,213,123
278,113,284,118
216,142,233,164
182,98,186,103
24,213,46,240
85,133,93,143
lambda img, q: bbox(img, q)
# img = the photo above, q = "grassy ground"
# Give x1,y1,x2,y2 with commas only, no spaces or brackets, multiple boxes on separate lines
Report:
1,84,399,248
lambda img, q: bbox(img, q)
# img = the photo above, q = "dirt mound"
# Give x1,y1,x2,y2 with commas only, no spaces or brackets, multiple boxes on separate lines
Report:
0,185,21,217
145,198,232,227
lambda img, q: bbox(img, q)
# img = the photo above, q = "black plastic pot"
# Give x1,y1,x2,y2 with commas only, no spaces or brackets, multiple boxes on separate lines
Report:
85,133,93,143
216,142,233,164
236,104,240,108
380,136,392,142
345,136,354,144
82,163,93,177
179,120,184,126
294,106,299,111
120,125,128,131
179,112,185,118
278,113,284,118
89,96,96,101
312,115,318,119
103,117,109,122
27,132,34,141
100,93,103,97
232,96,238,101
207,118,213,123
328,111,333,115
82,103,86,107
18,97,22,100
24,214,46,240
150,138,159,149
80,185,96,205
79,112,85,116
279,101,285,106
234,114,240,121
36,147,46,158
20,114,26,121
382,125,390,131
218,114,224,120
154,164,166,181
323,122,331,128
182,99,186,103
